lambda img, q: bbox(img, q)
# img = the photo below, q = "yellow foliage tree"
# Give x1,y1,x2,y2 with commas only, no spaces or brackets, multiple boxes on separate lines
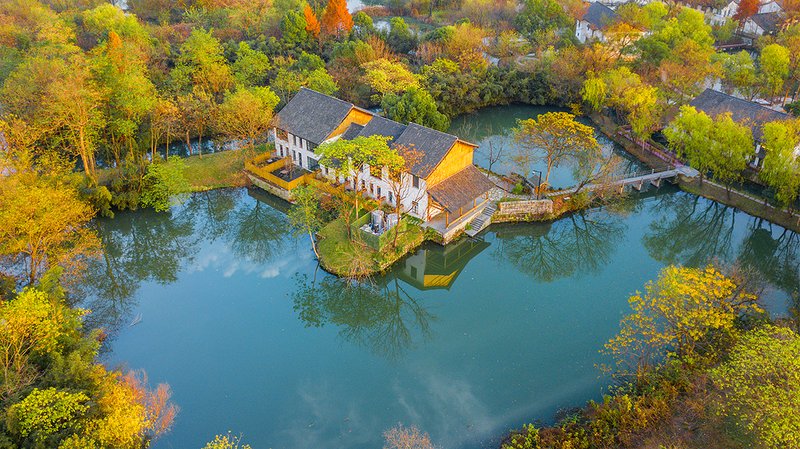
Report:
604,265,761,379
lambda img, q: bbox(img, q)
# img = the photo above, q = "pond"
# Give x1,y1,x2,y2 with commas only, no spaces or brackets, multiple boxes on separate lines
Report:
85,186,799,449
449,105,645,190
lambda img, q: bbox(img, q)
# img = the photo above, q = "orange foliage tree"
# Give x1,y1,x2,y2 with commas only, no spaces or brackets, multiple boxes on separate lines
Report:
733,0,759,22
304,3,321,38
321,0,353,39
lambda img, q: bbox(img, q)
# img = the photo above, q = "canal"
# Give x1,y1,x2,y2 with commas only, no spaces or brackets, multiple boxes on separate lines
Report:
85,106,800,449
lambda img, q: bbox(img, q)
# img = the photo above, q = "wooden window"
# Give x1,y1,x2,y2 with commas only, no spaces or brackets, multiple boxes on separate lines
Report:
412,175,419,189
411,201,418,214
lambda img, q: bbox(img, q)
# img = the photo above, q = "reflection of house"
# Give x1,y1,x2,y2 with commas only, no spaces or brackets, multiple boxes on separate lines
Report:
576,3,620,43
270,88,494,227
397,238,490,290
689,88,795,167
742,12,782,36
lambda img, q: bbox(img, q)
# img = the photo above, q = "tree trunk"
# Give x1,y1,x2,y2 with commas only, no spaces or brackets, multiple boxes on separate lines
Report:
186,130,192,156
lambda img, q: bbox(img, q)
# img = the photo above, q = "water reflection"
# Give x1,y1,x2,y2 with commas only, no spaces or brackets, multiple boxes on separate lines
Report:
83,188,290,337
396,239,491,290
491,210,626,282
292,272,435,360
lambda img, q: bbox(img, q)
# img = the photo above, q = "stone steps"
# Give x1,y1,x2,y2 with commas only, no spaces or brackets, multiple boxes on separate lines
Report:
465,203,497,237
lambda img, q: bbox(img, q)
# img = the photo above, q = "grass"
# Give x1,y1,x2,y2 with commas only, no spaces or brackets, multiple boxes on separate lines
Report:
184,146,270,191
317,216,426,278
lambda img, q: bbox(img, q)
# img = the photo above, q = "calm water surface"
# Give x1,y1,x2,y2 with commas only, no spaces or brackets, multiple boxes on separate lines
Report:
85,186,799,449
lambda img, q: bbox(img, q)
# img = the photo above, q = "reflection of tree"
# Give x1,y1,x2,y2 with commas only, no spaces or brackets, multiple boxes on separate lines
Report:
643,194,738,266
81,208,199,337
492,210,625,282
738,220,800,298
292,271,435,359
228,195,289,264
181,189,239,242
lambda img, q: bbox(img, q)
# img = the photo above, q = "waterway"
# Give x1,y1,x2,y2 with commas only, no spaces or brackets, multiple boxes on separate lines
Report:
86,185,799,449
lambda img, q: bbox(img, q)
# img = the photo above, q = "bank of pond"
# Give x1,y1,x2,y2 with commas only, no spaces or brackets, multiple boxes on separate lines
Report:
84,185,799,449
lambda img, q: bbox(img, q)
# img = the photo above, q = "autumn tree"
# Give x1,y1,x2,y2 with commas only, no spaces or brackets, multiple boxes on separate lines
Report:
711,325,800,449
216,86,280,154
717,50,758,99
513,112,601,189
384,424,435,449
362,58,419,99
150,97,180,160
304,3,321,38
733,0,759,22
604,265,760,379
320,0,353,39
0,173,100,286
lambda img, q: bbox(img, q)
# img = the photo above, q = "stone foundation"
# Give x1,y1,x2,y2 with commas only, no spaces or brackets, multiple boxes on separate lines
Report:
493,199,554,222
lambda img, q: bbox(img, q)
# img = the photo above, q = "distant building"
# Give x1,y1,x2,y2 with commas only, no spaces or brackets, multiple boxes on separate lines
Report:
689,88,795,166
575,3,621,43
270,88,494,227
742,11,783,36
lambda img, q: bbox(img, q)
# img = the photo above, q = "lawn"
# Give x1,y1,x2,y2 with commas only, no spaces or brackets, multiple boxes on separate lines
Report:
184,146,270,191
317,216,427,278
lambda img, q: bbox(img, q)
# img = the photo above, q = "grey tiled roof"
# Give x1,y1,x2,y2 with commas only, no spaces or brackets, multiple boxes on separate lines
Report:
392,123,459,178
748,12,782,34
689,89,789,140
428,165,494,213
582,2,619,30
273,88,353,145
357,116,407,141
341,123,365,141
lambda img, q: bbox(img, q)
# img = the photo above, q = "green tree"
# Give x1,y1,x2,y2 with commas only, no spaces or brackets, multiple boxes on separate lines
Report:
171,29,233,98
664,105,714,183
760,120,800,211
381,87,450,132
759,43,791,102
708,113,754,192
711,325,800,449
288,185,325,259
515,0,570,40
362,58,419,98
581,75,607,112
387,17,416,54
140,156,191,212
6,388,90,444
281,9,310,48
232,42,272,87
718,50,758,100
513,112,601,188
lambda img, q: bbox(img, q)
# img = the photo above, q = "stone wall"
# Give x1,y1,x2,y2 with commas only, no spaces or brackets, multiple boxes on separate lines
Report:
493,199,554,222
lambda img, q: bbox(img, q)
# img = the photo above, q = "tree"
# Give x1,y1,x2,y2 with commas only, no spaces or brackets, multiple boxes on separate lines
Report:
318,135,404,235
203,433,253,449
140,156,191,212
386,145,424,246
604,265,760,379
664,105,714,183
733,0,759,22
513,112,601,189
386,17,415,54
0,288,84,399
232,42,271,87
150,97,180,160
320,0,353,39
362,58,419,98
384,424,435,449
217,86,280,154
759,44,791,103
6,388,90,444
718,50,758,99
288,185,325,259
304,4,321,38
708,113,754,193
281,9,310,48
0,173,100,285
171,29,233,98
581,75,607,112
760,120,800,211
710,325,800,448
381,87,450,132
515,0,571,40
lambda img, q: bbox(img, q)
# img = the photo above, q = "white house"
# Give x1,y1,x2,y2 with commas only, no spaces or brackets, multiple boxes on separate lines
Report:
270,88,494,226
742,11,782,35
576,2,621,43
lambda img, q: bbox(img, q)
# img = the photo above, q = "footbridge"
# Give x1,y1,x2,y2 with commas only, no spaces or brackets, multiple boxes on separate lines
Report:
549,165,699,197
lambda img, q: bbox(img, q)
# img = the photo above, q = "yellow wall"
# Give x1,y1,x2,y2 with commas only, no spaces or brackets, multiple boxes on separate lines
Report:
424,140,477,187
327,108,374,140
